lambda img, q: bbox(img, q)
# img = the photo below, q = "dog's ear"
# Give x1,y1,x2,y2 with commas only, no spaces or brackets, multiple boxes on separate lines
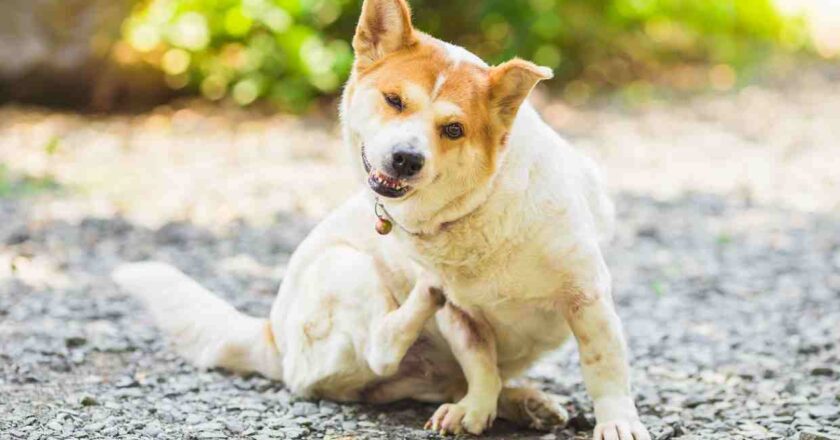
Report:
489,58,553,125
353,0,416,70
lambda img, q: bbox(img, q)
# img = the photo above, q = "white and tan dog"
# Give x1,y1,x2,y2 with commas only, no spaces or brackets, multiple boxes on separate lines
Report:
113,1,650,438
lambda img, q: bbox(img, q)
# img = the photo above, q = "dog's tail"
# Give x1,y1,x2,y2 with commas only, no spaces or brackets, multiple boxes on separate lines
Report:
111,262,283,380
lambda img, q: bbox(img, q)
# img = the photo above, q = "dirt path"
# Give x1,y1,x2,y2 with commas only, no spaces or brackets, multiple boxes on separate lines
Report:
1,65,839,439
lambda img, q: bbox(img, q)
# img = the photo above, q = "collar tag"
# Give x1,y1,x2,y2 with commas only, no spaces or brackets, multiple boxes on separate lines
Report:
374,200,393,235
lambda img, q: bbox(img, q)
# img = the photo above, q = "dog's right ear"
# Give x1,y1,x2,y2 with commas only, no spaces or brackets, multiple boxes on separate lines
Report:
489,58,553,127
353,0,416,70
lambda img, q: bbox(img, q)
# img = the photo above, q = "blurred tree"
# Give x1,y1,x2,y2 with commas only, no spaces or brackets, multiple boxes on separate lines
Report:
0,0,173,110
0,0,809,110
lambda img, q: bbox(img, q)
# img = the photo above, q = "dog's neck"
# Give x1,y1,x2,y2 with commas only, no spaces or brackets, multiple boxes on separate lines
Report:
381,176,498,237
379,103,539,238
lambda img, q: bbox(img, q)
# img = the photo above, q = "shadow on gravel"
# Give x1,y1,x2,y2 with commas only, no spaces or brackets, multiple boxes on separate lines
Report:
1,191,839,439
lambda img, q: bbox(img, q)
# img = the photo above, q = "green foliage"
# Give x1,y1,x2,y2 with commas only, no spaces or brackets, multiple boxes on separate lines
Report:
0,165,60,199
122,0,806,110
123,0,355,111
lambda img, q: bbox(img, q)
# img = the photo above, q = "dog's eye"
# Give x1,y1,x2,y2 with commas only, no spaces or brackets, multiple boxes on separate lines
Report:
442,123,464,140
384,93,403,111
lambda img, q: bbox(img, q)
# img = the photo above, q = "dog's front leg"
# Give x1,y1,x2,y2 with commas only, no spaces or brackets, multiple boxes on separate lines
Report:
365,274,444,377
426,302,501,435
564,278,651,440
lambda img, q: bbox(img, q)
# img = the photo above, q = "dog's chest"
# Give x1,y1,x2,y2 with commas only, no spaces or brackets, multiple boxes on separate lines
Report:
485,299,572,370
410,229,573,359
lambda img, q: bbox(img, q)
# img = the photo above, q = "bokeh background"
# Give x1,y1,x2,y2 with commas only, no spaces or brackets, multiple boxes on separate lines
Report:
1,0,837,110
1,1,840,440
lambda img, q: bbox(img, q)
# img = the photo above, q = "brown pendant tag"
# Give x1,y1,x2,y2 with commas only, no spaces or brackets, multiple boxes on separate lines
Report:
374,200,393,235
375,217,393,235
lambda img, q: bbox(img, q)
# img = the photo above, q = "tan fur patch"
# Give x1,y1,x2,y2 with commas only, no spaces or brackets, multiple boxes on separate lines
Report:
446,303,488,348
264,321,276,347
582,352,603,366
567,288,600,316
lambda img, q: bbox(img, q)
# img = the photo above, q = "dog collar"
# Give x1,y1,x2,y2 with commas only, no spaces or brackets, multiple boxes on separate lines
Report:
374,198,426,236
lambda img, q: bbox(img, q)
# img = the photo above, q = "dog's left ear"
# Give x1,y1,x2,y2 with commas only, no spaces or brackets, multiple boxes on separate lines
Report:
353,0,416,70
489,58,553,126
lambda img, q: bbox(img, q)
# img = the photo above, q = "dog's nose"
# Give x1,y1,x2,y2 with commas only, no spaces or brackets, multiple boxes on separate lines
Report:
390,145,425,177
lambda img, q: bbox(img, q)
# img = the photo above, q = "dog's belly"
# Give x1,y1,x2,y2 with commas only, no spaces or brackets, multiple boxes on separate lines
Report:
360,333,465,403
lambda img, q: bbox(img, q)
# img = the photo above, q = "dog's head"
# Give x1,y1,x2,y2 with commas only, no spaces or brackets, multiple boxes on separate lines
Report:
342,0,551,220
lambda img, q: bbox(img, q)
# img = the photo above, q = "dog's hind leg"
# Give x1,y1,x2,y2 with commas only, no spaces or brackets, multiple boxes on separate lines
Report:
498,386,569,431
364,273,445,377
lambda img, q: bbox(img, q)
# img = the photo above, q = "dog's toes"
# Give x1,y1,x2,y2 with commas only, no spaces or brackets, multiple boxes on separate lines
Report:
429,402,490,436
524,394,569,431
427,403,455,433
499,388,569,432
440,403,466,434
593,419,650,440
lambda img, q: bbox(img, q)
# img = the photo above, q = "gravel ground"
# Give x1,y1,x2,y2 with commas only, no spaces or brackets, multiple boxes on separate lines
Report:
1,65,839,439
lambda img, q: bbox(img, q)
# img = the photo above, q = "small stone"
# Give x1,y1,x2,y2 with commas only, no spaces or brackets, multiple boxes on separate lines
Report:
84,422,105,432
185,414,206,425
568,413,596,431
143,423,163,437
65,336,87,348
195,421,225,432
239,410,261,419
283,427,308,439
812,367,836,377
114,377,139,388
290,402,319,417
811,406,840,419
224,420,245,434
800,431,840,440
5,228,30,245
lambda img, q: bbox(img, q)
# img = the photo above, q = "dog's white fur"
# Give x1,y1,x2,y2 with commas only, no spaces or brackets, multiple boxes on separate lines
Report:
113,1,649,438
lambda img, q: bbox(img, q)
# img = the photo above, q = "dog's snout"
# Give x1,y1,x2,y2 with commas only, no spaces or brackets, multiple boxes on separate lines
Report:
390,145,425,177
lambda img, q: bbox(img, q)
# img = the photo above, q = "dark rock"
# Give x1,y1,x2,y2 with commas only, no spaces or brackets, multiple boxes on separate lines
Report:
812,367,836,377
567,412,596,431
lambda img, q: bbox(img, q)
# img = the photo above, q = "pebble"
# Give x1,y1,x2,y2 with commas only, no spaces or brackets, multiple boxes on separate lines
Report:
143,423,163,437
810,406,840,420
799,431,840,440
195,421,225,432
185,414,206,425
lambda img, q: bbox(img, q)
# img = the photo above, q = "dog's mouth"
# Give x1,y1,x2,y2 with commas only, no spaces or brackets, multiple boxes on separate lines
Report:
362,145,410,198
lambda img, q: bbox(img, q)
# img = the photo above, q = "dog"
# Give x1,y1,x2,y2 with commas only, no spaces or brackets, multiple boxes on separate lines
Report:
112,1,650,438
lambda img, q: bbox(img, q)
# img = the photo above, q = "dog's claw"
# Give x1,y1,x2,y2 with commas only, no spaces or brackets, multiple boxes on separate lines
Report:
427,402,494,436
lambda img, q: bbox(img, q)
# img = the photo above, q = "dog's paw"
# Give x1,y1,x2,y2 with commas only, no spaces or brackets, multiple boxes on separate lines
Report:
593,419,650,440
498,387,569,431
522,393,569,431
424,401,496,435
